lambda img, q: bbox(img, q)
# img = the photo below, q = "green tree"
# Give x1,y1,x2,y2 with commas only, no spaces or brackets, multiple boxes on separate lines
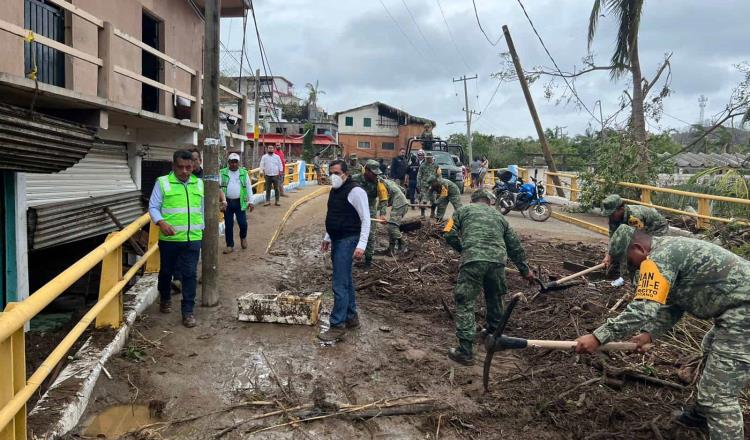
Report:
302,122,315,162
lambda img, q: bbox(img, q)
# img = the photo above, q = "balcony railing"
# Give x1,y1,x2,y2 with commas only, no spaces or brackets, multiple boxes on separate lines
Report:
0,0,205,123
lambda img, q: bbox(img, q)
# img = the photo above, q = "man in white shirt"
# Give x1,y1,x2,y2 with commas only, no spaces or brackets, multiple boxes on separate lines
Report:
220,153,254,254
259,145,283,206
319,160,370,342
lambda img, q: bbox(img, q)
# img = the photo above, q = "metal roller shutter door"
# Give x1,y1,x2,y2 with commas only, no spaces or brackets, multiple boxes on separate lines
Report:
25,140,137,207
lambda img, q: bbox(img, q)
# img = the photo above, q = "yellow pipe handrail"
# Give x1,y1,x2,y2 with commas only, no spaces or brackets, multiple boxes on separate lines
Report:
0,244,158,432
0,214,150,342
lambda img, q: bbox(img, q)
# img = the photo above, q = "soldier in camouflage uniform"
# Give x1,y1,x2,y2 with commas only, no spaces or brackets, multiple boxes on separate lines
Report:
601,194,669,269
377,176,409,253
348,153,365,177
428,175,463,221
416,153,440,218
443,189,534,365
352,160,380,268
576,224,750,439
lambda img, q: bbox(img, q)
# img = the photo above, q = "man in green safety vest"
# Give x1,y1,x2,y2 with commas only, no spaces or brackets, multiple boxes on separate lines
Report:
149,150,205,328
220,152,254,254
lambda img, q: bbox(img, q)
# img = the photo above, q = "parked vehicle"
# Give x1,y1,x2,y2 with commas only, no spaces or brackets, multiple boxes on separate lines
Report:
493,170,551,221
405,136,466,193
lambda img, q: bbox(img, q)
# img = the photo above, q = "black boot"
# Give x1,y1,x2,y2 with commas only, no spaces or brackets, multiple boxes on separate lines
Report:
447,347,474,366
673,407,708,432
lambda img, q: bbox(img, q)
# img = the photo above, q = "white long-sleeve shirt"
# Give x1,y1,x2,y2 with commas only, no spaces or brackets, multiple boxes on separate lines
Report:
323,186,370,250
225,169,252,199
259,153,283,176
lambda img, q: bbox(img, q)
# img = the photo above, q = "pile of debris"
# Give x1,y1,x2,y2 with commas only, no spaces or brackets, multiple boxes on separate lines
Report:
346,228,749,438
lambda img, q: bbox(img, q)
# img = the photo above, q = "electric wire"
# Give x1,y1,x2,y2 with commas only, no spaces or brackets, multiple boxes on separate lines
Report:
471,0,503,46
516,0,602,124
400,0,437,56
377,0,427,60
435,0,470,71
473,80,502,123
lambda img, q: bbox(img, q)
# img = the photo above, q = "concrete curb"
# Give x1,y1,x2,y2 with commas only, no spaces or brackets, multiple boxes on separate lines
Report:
28,274,159,439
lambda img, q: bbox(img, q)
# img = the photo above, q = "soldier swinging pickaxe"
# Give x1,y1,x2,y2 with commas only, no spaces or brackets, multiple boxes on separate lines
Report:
482,292,651,392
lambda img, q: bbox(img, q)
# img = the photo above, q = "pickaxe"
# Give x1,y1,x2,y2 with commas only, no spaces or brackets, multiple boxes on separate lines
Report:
371,217,400,227
534,262,606,293
482,292,650,391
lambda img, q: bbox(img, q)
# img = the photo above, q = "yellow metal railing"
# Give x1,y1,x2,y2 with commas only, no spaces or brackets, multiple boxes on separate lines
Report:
545,171,750,229
0,214,161,439
250,160,304,195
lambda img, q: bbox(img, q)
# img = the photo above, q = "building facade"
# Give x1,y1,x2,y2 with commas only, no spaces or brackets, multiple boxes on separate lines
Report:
335,102,434,160
0,0,249,307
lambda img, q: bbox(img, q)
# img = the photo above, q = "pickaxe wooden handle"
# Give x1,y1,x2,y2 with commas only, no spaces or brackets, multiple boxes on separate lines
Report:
538,263,606,292
370,218,399,227
491,336,652,352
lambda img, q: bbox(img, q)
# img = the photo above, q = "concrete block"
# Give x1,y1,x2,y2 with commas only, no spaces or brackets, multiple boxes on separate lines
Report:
237,291,322,325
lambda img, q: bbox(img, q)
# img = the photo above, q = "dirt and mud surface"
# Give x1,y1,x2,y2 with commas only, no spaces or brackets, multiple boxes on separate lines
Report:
63,188,747,439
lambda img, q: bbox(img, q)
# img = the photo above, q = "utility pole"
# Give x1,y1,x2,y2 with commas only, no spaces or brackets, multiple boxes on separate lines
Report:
201,0,221,306
698,95,707,127
253,68,261,166
502,25,565,197
453,75,479,162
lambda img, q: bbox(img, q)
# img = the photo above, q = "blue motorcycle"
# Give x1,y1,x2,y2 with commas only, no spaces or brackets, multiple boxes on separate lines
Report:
493,170,552,222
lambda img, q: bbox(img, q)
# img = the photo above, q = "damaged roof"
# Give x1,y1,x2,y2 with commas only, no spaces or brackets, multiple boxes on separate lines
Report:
335,101,435,126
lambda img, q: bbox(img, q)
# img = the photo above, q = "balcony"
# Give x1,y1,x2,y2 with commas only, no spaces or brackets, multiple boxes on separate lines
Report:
0,0,248,134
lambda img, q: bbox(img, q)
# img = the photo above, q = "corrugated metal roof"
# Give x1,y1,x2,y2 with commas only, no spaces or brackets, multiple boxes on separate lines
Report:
0,103,95,173
673,152,748,169
25,140,137,207
27,191,144,250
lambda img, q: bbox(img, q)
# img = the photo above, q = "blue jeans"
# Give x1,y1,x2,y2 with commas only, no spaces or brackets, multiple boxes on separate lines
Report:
158,240,201,315
330,235,359,327
224,198,248,247
407,178,418,203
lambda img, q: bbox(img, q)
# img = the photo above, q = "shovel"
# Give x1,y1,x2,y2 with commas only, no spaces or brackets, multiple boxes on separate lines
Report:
534,263,606,293
482,293,651,391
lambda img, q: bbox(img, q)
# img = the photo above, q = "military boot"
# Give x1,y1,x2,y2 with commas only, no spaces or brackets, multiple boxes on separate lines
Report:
397,238,408,253
448,347,474,366
672,407,708,432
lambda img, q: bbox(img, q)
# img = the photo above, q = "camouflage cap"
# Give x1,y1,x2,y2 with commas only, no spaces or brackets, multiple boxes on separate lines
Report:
349,153,358,160
601,194,624,217
365,159,382,175
426,175,438,185
609,224,636,272
471,189,495,202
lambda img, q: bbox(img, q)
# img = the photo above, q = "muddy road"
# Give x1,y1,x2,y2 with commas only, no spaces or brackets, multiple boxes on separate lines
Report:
68,189,736,439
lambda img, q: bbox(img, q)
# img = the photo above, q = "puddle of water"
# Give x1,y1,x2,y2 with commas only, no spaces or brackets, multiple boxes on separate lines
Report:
82,404,158,438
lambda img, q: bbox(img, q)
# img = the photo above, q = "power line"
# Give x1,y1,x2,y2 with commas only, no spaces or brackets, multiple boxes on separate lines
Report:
474,80,502,123
399,0,436,56
471,0,503,46
249,0,280,121
515,0,602,124
377,0,427,59
435,0,470,71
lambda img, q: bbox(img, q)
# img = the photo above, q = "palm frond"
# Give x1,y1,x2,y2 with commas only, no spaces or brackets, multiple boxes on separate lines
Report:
587,0,602,50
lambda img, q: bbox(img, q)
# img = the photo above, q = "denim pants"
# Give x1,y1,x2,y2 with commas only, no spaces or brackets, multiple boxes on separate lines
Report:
224,198,248,247
407,179,418,203
329,235,359,327
265,175,279,202
158,240,201,315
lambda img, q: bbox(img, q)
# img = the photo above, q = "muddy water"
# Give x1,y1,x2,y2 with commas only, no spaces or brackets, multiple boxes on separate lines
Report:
82,404,158,438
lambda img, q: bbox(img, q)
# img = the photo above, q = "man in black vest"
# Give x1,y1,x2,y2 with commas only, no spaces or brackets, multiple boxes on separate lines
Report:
320,160,371,342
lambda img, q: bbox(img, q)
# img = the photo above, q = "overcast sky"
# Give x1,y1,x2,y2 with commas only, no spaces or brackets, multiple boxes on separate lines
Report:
220,0,749,139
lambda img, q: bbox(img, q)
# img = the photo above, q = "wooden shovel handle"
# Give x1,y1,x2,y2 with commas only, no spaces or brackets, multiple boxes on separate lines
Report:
552,263,606,285
526,340,652,352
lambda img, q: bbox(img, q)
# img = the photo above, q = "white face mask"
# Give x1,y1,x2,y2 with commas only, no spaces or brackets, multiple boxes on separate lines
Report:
330,174,344,189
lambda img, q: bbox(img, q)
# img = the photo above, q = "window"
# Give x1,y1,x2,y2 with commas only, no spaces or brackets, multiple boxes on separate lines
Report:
381,142,395,150
345,116,353,126
357,141,371,149
316,128,326,135
298,128,304,134
363,117,372,127
275,127,283,134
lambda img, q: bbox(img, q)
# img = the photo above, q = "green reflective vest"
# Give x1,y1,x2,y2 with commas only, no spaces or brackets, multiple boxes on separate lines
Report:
157,172,204,242
220,167,250,210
